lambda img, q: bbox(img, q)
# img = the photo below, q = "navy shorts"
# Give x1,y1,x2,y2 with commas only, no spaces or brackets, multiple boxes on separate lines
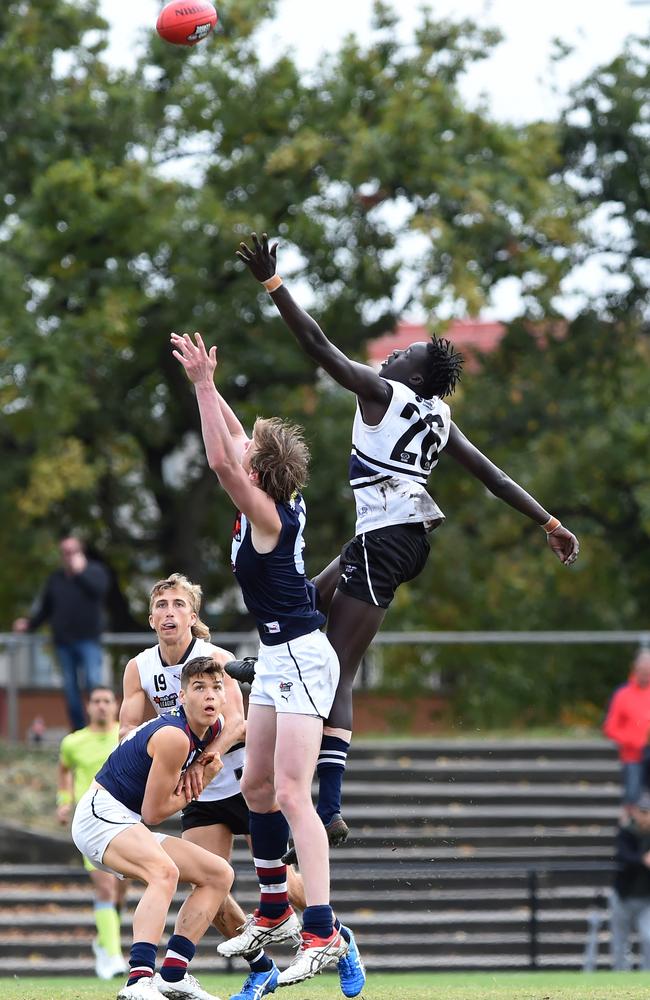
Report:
181,792,250,836
336,522,431,609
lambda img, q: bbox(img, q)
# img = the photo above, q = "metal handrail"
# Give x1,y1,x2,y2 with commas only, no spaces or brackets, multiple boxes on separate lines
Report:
0,629,648,646
1,628,648,742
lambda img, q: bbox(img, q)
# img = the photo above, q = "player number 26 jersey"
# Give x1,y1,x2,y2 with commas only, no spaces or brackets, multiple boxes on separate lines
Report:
350,378,451,534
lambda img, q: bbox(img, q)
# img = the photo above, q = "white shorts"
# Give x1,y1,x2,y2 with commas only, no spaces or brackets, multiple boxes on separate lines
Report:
249,629,340,718
71,786,167,878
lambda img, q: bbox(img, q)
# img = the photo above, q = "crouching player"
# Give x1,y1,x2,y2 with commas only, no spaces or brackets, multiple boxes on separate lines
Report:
120,572,308,1000
72,656,233,1000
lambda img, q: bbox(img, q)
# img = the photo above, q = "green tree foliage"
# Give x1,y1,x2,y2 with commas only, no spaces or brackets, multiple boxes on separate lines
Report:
0,1,582,630
377,38,650,726
560,37,650,317
394,317,649,727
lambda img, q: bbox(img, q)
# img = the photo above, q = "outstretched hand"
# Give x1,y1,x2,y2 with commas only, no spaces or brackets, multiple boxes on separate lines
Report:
236,232,278,282
171,331,217,386
547,525,580,566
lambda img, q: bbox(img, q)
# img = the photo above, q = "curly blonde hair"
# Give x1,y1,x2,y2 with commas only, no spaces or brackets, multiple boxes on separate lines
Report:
149,573,211,640
249,417,310,503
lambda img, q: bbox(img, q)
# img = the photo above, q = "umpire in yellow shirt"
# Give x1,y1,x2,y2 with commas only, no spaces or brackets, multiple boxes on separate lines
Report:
57,685,128,980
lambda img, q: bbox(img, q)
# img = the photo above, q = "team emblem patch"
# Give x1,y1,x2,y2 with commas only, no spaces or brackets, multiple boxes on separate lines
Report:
279,681,293,702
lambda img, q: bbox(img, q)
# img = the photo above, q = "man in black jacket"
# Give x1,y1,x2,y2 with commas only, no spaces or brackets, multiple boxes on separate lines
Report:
14,535,109,731
610,790,650,970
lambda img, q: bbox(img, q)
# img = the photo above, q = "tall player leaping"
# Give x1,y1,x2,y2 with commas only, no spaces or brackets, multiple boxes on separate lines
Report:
236,232,580,857
171,331,365,995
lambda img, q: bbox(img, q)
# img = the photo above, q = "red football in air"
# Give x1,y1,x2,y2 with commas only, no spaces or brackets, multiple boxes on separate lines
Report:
156,1,218,46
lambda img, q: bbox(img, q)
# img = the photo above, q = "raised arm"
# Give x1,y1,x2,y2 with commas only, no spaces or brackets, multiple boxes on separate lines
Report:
445,422,579,566
171,332,280,534
72,560,110,599
236,232,390,406
218,395,250,464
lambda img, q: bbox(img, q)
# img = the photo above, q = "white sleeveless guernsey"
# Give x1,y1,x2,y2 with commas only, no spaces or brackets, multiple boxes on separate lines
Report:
136,637,245,802
350,378,451,534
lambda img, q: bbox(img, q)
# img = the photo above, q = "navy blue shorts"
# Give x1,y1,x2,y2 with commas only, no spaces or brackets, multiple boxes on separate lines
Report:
336,523,431,609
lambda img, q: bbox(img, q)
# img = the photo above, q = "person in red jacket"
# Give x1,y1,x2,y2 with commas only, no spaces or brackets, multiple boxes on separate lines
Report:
604,650,650,813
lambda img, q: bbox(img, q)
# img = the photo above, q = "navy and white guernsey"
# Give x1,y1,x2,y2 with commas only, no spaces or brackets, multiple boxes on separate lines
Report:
350,378,451,535
231,495,325,646
96,707,220,815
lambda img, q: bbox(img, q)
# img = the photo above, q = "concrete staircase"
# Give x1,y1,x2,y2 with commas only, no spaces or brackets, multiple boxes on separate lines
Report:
0,738,623,973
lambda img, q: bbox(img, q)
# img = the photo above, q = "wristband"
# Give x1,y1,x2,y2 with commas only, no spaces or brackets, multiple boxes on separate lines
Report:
56,790,72,806
542,515,562,535
262,274,283,293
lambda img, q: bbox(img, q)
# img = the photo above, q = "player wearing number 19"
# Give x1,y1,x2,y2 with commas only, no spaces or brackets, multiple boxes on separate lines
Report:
237,233,581,857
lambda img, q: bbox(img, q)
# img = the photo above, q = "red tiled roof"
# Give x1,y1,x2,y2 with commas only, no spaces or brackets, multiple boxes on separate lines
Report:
367,319,506,366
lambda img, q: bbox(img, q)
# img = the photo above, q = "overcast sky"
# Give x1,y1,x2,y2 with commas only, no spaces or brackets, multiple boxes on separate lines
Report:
99,1,648,318
102,0,648,121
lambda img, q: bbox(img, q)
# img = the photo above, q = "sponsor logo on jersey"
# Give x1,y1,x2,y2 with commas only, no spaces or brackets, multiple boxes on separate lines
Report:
400,451,416,465
264,621,281,634
153,693,178,709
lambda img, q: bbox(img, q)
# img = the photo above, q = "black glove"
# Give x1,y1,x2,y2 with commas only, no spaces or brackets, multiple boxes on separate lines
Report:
224,657,257,685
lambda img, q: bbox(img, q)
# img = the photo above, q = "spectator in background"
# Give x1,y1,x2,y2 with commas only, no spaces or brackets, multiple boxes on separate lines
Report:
13,534,110,731
58,686,127,980
603,650,650,814
610,790,650,970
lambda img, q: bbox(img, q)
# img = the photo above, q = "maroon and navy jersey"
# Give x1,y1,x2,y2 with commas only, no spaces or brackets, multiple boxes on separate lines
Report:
96,707,219,815
231,495,324,646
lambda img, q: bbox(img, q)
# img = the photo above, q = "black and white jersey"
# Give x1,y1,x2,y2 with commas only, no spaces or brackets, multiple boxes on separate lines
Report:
349,378,451,534
135,637,245,802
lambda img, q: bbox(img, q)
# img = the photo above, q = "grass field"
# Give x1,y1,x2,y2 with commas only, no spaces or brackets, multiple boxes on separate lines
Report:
2,972,650,1000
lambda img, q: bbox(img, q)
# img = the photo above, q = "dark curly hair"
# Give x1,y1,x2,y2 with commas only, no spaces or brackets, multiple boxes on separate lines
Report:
419,335,464,399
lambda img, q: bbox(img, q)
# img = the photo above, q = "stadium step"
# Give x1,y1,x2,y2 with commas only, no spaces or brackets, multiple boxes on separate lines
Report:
1,737,623,972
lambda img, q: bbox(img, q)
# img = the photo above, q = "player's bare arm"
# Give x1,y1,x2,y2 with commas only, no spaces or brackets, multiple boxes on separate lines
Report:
218,395,250,463
172,331,281,545
237,232,390,411
445,422,579,565
56,761,73,825
119,657,147,738
140,726,195,826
